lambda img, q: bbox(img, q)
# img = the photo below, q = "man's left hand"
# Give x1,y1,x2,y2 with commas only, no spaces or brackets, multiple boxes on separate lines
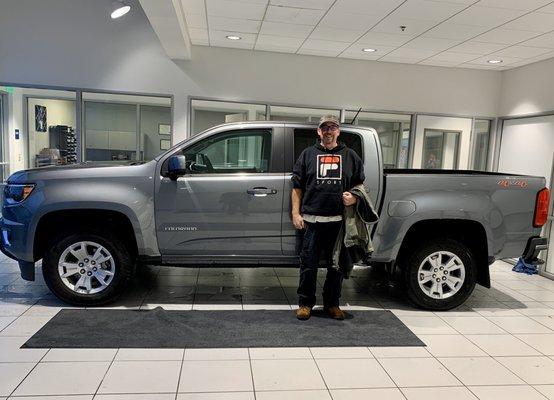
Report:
342,191,357,206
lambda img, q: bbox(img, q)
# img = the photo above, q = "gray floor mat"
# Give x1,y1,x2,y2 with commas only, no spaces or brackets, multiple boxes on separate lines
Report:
23,308,425,348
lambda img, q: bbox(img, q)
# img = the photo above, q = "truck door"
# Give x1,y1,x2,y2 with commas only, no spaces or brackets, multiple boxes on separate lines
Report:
155,125,285,256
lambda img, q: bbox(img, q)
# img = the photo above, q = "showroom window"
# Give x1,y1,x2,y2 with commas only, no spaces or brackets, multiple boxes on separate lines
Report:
470,119,491,171
345,110,411,169
181,129,271,173
422,129,461,169
191,99,267,135
293,128,363,162
269,105,340,123
0,86,78,172
82,92,172,162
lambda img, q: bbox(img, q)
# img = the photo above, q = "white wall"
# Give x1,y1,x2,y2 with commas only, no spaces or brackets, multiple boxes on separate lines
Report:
412,115,473,169
500,58,554,117
499,116,554,187
0,0,503,147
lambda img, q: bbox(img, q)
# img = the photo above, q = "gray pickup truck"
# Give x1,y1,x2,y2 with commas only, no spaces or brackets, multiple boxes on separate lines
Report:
0,121,550,310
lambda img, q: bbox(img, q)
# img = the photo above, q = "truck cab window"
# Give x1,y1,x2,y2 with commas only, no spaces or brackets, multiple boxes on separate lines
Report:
293,128,363,161
180,129,272,174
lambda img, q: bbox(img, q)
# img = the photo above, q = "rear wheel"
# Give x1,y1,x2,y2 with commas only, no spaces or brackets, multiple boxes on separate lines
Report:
42,231,133,306
403,239,477,310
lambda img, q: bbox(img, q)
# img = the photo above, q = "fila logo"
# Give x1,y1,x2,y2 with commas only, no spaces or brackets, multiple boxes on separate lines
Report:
317,154,342,179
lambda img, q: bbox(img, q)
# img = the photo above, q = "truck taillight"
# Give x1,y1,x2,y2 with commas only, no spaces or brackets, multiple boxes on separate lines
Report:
534,188,550,227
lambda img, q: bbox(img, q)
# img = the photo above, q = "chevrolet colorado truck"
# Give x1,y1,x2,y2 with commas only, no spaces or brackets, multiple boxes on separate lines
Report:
0,121,550,310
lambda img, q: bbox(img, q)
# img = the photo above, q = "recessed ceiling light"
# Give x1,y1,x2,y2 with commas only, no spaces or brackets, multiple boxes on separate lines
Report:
226,35,241,40
110,1,130,19
362,48,377,52
488,59,502,64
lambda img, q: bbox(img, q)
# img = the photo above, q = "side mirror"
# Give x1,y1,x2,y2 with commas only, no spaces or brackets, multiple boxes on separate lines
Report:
167,155,187,180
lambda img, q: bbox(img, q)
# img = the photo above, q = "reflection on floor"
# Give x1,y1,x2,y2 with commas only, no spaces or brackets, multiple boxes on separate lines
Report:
1,256,554,399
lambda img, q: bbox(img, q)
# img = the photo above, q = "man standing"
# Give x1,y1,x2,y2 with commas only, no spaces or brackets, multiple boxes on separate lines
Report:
291,115,365,320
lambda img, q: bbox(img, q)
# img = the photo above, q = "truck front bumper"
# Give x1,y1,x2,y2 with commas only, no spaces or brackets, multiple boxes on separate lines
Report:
0,218,35,281
522,236,549,265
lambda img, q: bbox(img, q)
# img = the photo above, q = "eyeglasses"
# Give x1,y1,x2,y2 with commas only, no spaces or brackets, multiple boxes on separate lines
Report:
320,124,339,132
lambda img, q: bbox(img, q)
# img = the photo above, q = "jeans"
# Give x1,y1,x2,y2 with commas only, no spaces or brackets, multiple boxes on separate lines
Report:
297,221,344,308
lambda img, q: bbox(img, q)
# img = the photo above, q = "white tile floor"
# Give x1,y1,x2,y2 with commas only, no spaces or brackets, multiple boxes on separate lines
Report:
1,257,554,399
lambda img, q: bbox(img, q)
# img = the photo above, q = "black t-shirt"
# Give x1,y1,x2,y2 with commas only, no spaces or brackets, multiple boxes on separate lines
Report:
291,141,365,216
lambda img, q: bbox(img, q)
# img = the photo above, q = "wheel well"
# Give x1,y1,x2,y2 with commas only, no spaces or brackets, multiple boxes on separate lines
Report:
33,209,138,262
396,219,490,288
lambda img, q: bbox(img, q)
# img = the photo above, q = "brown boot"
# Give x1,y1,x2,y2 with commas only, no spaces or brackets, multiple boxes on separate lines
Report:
296,306,312,320
325,306,345,320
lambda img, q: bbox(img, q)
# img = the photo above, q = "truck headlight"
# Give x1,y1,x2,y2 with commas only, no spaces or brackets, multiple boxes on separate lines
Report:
4,184,35,204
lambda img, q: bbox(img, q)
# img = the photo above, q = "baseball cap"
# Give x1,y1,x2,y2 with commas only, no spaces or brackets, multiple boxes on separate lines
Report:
318,114,340,128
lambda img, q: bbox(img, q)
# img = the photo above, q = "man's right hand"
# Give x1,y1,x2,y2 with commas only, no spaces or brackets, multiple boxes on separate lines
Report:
292,213,305,230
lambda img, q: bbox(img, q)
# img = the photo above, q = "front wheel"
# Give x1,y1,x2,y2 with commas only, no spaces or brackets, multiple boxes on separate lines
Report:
403,239,477,310
42,231,133,306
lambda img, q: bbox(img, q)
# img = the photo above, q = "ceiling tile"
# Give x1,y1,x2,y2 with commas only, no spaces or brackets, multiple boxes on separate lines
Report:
209,30,257,47
448,40,507,54
339,52,381,60
270,0,334,10
389,0,467,22
540,3,554,13
447,6,525,27
474,28,541,45
470,54,525,65
332,0,406,16
209,39,255,49
419,59,462,67
186,13,208,29
259,21,313,38
527,50,554,61
520,31,554,48
372,17,438,36
181,0,206,15
503,12,554,33
384,47,439,59
423,23,490,40
297,48,343,57
379,56,425,64
300,39,351,52
460,63,499,69
356,31,414,46
339,45,397,59
490,45,553,58
476,0,551,11
319,10,383,30
254,45,298,53
426,51,479,62
435,0,476,4
208,16,261,33
265,5,325,25
255,34,304,47
188,28,210,45
310,26,365,42
403,37,462,51
206,0,266,19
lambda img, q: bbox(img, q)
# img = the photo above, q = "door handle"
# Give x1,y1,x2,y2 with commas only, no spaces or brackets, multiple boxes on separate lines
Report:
247,187,277,196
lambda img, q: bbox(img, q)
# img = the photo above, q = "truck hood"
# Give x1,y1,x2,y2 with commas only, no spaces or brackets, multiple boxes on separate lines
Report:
7,161,151,184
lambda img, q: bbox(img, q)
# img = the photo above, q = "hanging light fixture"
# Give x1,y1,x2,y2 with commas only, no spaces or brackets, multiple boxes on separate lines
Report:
110,1,131,19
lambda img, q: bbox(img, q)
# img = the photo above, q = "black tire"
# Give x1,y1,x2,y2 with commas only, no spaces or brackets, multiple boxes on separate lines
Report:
42,230,134,306
402,239,477,311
